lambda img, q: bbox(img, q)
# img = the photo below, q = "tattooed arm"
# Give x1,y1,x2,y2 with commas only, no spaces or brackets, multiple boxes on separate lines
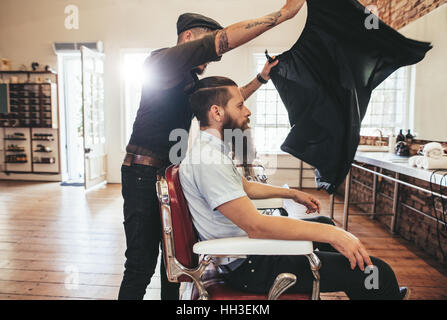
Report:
240,59,279,101
215,0,306,56
240,77,262,101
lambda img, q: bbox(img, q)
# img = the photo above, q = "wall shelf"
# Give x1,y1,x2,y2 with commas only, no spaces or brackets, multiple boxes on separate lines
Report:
0,70,57,74
1,70,61,179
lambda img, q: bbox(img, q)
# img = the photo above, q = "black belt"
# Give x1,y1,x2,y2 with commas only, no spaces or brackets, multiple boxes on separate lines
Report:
122,153,167,169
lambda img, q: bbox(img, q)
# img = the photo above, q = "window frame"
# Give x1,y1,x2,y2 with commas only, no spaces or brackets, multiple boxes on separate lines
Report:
360,65,415,136
250,48,289,155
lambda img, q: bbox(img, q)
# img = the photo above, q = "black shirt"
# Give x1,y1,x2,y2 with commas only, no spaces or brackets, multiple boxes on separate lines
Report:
127,31,221,162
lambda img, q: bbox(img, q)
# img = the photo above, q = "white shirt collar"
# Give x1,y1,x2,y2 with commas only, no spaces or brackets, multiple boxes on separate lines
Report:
199,130,231,155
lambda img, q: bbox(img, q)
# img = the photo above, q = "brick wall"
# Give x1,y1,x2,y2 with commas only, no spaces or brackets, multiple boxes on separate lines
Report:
359,0,447,30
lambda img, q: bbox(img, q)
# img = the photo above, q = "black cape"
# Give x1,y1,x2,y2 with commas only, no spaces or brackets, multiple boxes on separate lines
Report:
269,0,432,194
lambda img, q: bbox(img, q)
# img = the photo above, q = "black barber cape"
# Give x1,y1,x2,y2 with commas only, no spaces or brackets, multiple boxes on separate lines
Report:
269,0,432,194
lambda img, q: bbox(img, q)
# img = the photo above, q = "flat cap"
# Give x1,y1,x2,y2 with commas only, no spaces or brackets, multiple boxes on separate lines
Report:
177,13,223,35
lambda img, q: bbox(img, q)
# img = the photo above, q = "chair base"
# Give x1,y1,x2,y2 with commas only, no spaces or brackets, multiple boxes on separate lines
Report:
191,280,311,300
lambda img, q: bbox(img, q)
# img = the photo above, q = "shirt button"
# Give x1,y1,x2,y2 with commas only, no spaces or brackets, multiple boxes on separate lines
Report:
248,260,252,264
251,269,255,273
244,284,248,288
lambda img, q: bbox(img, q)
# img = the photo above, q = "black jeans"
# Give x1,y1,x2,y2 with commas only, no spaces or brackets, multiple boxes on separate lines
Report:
224,216,401,300
118,164,179,300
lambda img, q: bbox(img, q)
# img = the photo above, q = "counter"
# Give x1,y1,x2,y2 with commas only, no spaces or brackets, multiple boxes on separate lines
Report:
331,151,447,266
355,151,447,186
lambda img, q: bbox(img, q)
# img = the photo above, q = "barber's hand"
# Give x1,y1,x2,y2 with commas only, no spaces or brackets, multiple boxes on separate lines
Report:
291,190,321,214
330,228,373,271
282,0,306,20
260,58,279,81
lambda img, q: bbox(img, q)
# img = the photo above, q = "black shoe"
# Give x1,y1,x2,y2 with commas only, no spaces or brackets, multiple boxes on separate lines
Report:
400,286,411,300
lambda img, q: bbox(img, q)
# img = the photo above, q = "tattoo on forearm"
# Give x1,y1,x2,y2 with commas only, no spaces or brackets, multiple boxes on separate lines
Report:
218,29,231,54
265,11,282,26
245,11,282,30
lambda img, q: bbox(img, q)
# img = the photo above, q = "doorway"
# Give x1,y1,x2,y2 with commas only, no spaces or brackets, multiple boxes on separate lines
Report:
57,47,106,189
58,52,84,185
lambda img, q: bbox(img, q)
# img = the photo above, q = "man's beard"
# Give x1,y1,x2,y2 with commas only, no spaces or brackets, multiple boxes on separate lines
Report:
223,115,250,131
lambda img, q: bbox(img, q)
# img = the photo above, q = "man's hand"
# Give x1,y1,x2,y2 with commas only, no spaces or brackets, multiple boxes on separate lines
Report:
291,190,321,214
240,58,279,100
282,0,307,20
215,0,306,56
259,58,279,81
330,228,373,271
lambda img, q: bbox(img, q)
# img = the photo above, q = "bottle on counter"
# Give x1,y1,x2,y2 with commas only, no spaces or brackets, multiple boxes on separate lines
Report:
396,129,405,143
388,133,396,153
405,129,414,144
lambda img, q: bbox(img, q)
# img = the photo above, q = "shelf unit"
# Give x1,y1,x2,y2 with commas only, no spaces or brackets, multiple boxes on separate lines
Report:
31,128,59,173
0,82,57,128
0,71,61,177
3,127,32,172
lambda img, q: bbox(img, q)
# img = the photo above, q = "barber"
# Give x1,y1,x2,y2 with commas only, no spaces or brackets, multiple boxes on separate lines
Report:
118,0,307,300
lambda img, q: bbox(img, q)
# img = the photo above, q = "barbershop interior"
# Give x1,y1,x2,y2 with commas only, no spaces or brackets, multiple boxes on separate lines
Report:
0,0,446,301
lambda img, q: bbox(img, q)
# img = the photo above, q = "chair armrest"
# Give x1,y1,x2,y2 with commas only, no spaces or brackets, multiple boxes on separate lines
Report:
193,237,313,256
252,198,284,209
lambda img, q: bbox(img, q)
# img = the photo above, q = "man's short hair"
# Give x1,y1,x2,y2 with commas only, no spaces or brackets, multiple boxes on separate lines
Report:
189,76,238,127
177,27,211,44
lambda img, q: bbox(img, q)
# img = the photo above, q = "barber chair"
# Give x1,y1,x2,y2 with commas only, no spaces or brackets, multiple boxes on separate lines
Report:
156,165,321,300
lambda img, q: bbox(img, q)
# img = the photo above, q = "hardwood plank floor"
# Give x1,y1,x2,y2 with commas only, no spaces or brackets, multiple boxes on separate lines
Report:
0,181,446,300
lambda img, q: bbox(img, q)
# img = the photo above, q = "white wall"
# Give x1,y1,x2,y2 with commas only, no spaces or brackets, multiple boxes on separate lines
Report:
0,0,307,184
400,4,447,142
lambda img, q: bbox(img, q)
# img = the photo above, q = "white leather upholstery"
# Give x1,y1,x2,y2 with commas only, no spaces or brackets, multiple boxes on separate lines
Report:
193,237,313,256
252,198,284,209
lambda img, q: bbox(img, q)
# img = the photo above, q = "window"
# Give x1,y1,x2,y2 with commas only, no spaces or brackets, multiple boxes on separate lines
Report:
121,50,151,148
252,53,290,153
361,66,413,136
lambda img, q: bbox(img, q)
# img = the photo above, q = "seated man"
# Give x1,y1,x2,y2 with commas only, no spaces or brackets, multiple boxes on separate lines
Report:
179,76,408,300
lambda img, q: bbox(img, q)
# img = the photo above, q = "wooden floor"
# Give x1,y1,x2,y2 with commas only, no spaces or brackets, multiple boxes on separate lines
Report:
0,181,447,300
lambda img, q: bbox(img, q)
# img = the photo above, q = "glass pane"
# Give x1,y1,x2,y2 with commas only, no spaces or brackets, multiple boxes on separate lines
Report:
278,115,289,125
362,66,411,133
256,103,265,115
266,90,277,103
252,53,291,152
256,115,266,125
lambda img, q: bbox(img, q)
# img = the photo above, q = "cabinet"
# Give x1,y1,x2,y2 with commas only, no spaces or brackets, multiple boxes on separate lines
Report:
0,82,58,128
4,127,32,172
31,128,60,173
0,71,61,177
1,127,60,174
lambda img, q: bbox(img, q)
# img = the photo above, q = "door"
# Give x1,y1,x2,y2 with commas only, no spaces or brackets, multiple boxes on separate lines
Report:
81,46,107,189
